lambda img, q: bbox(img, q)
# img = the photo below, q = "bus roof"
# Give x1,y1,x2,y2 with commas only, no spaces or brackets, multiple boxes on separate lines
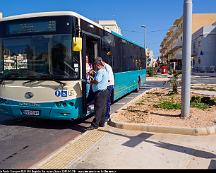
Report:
111,31,144,49
1,11,144,49
0,11,109,31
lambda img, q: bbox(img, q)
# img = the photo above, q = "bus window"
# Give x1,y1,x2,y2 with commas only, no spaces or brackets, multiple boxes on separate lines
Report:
51,43,66,76
1,34,80,80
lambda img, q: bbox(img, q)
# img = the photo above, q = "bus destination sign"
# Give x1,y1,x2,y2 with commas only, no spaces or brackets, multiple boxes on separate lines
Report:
7,21,56,34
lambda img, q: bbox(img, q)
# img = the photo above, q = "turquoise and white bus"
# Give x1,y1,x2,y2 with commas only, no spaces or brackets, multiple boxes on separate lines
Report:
0,11,146,121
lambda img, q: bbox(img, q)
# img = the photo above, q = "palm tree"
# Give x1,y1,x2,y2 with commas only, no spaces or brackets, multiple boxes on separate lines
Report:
164,70,182,94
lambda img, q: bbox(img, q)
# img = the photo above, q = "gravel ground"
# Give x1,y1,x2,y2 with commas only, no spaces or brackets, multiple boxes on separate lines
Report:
113,88,216,128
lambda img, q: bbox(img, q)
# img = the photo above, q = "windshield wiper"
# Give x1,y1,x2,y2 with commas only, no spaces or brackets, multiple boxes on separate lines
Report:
41,74,66,87
23,78,66,86
23,79,39,85
0,72,67,87
0,73,14,84
52,79,66,86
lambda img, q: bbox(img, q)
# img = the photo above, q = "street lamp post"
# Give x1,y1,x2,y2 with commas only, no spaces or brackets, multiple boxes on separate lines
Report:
181,0,192,119
141,25,147,49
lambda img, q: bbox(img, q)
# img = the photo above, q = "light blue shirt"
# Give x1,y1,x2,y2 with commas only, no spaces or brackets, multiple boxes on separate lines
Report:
92,68,108,93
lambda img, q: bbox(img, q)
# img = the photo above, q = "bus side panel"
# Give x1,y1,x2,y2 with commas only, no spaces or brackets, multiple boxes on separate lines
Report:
114,69,146,101
140,69,147,86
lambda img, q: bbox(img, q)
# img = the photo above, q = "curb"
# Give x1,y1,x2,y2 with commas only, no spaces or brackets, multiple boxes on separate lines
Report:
108,120,216,136
109,88,216,136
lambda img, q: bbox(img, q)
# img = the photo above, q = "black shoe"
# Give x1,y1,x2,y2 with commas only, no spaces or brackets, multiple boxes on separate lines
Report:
86,125,98,131
99,124,105,127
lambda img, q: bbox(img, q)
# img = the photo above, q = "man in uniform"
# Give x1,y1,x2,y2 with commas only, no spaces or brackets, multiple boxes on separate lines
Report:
86,59,108,130
95,57,114,122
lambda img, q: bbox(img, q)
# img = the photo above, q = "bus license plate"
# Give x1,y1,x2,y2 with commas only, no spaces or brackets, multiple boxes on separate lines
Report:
22,110,40,116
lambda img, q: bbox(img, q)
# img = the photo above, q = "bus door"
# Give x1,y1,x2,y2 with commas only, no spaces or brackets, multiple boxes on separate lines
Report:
81,33,101,114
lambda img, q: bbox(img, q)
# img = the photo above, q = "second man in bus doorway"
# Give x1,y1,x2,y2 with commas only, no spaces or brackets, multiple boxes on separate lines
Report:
95,57,114,123
86,59,109,130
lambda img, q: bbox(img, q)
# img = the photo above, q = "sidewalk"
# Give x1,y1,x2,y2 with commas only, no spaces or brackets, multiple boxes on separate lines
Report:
31,84,216,169
70,127,216,169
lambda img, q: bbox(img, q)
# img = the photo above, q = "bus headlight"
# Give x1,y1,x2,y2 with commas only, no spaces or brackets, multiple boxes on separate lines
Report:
56,102,62,107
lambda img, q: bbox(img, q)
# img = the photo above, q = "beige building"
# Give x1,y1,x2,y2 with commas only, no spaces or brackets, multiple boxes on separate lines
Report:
192,25,216,73
97,20,122,35
160,13,216,70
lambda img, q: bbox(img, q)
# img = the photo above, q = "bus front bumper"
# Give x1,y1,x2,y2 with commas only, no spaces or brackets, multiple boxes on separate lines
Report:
0,98,83,120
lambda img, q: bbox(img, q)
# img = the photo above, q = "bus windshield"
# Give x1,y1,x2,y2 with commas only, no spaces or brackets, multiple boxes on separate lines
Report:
0,34,80,80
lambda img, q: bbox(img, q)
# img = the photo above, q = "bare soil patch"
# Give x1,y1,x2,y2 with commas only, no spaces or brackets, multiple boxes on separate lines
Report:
112,88,216,128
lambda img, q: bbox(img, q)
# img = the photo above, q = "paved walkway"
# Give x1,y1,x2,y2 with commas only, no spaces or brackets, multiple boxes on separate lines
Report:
71,127,216,169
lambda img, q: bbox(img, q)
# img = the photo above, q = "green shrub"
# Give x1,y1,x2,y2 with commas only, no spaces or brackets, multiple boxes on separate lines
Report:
164,70,182,94
190,96,215,110
191,102,209,110
155,101,181,110
191,96,202,103
147,67,155,77
201,97,216,106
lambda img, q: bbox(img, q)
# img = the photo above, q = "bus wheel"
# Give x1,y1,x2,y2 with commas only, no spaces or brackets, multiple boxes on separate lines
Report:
136,77,141,93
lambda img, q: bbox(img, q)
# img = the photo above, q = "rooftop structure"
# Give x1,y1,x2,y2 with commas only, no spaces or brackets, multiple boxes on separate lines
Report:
97,20,122,35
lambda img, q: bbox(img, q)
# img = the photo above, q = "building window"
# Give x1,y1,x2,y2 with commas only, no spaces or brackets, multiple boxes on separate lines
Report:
198,41,201,47
198,58,201,64
193,43,195,50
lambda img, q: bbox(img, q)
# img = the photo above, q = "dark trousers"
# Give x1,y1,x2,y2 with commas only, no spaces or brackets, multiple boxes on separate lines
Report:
105,85,114,120
92,90,108,127
87,85,95,105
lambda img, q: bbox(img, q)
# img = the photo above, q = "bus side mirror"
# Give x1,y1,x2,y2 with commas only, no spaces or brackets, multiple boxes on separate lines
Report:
72,37,82,52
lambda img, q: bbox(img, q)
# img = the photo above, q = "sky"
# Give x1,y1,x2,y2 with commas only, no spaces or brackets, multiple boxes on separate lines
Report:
0,0,216,58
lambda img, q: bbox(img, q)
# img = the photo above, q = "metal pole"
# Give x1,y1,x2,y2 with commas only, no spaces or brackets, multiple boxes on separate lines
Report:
144,26,146,49
181,0,192,118
141,25,146,49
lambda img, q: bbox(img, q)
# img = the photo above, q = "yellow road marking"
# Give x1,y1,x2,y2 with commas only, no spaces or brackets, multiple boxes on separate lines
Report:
31,128,108,169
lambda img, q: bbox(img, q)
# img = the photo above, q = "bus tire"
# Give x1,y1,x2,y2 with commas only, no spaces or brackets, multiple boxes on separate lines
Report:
136,77,141,93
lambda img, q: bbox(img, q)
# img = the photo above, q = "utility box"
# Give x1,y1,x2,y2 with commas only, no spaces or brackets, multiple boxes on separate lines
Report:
161,66,167,75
